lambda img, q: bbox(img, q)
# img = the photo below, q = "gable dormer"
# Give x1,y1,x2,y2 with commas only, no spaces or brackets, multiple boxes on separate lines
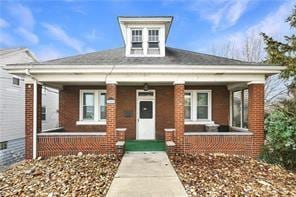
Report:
118,16,173,57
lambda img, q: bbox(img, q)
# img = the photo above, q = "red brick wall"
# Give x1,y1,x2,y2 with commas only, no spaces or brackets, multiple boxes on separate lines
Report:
174,84,185,152
106,84,117,153
59,86,106,132
248,84,264,157
116,86,174,140
185,85,229,132
37,135,106,157
184,135,253,156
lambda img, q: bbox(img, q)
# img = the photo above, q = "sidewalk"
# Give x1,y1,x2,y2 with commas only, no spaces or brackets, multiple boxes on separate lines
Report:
107,152,187,197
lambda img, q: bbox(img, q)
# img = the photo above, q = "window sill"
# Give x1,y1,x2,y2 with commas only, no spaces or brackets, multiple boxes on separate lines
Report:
76,121,106,125
231,127,249,132
185,120,214,125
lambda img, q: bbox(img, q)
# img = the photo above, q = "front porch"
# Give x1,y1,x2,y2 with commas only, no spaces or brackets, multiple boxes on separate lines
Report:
26,79,264,158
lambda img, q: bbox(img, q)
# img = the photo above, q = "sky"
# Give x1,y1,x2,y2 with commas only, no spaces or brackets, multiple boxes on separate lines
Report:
0,0,295,61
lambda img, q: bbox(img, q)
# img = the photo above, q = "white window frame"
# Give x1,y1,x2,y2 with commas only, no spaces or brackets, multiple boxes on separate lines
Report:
131,29,143,49
77,89,106,125
148,29,160,48
230,89,249,130
184,90,213,124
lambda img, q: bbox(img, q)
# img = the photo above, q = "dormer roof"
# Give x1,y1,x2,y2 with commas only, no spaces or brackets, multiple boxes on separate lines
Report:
118,16,173,44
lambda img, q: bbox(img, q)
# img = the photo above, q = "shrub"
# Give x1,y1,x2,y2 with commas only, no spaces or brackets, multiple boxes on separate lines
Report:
262,100,296,170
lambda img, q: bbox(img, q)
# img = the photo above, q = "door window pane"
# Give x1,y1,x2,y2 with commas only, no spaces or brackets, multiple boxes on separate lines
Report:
184,93,191,119
83,93,94,120
140,101,153,119
197,93,208,119
243,89,248,128
232,91,242,127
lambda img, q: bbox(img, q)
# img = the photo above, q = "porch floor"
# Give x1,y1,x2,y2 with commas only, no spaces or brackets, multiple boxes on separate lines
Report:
125,140,166,151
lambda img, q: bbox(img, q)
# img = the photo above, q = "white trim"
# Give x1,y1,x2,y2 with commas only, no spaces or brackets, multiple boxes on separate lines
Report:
173,80,185,85
164,128,175,132
184,132,253,136
247,81,265,85
116,128,127,132
136,89,156,140
76,121,106,125
33,80,37,159
185,90,212,122
79,89,106,122
231,127,249,132
42,127,64,132
38,132,106,136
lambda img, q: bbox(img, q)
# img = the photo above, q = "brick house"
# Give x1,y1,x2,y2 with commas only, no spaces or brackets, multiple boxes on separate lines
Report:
5,16,282,159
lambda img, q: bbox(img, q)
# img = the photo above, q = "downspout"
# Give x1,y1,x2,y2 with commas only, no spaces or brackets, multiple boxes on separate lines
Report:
25,69,38,159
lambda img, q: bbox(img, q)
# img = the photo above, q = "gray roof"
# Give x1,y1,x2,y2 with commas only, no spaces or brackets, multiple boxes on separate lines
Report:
34,47,267,66
0,48,26,56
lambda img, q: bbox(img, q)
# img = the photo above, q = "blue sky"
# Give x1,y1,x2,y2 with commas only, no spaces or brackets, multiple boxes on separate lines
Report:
0,0,294,61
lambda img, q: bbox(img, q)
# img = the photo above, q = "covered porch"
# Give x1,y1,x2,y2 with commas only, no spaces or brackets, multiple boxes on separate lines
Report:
4,63,277,158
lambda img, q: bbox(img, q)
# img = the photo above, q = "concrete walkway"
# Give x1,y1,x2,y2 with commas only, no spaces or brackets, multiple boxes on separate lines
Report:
107,152,187,197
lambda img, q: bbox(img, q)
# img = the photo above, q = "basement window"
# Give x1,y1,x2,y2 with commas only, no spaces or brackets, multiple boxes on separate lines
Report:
0,141,7,150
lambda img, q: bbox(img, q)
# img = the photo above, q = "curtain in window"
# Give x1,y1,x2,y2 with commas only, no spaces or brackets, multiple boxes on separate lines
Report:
100,93,106,119
184,93,191,119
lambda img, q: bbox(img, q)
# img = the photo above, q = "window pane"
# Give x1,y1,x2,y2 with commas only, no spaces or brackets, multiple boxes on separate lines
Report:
232,91,242,127
197,106,208,119
83,93,94,106
12,77,20,85
243,89,248,128
140,101,153,119
100,93,106,120
197,93,208,105
83,93,94,120
184,93,191,119
42,106,46,121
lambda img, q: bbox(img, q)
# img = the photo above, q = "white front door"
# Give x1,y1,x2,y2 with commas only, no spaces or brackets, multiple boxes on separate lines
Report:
136,90,155,140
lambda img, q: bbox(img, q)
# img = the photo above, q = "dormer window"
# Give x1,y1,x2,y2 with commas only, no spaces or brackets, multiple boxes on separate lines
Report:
131,29,143,55
148,30,159,48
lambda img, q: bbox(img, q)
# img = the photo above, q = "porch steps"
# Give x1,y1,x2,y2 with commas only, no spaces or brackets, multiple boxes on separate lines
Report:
125,140,166,151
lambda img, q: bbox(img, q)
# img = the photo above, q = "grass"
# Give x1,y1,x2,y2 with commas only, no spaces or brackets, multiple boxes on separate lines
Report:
125,140,166,151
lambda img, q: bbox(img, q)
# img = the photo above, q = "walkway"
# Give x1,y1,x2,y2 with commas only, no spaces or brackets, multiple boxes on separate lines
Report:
107,152,187,197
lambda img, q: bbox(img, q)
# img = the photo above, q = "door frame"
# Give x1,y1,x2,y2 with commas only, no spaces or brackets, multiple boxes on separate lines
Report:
136,89,156,140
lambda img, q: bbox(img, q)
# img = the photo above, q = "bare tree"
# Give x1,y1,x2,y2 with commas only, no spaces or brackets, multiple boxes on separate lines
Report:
210,33,288,107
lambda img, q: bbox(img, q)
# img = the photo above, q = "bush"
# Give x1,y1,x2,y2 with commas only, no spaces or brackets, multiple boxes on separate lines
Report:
261,100,296,170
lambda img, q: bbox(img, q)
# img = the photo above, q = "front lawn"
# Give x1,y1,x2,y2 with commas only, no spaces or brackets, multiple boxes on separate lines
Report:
170,153,296,196
0,154,120,196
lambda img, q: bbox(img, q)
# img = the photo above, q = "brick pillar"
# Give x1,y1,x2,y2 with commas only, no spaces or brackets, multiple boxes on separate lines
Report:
25,83,42,159
174,83,185,152
248,83,264,158
106,83,117,153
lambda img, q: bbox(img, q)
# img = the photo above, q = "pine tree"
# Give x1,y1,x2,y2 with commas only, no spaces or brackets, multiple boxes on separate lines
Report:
262,6,296,92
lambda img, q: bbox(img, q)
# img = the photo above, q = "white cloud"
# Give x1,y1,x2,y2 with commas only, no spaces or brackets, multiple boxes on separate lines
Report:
9,3,35,30
0,18,9,28
42,23,86,53
16,27,39,44
35,45,65,61
190,0,250,30
0,31,15,46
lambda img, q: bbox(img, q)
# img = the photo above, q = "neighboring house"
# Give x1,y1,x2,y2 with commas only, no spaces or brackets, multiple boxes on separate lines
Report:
4,17,282,160
0,48,58,168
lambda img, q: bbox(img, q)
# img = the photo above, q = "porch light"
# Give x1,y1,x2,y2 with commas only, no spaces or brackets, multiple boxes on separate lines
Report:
144,83,149,91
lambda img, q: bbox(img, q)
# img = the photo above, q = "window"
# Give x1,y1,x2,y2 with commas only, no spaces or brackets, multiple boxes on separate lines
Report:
131,29,142,48
12,77,20,86
184,92,191,119
148,29,159,48
79,90,106,122
42,106,46,121
184,90,212,122
0,141,7,150
232,89,248,128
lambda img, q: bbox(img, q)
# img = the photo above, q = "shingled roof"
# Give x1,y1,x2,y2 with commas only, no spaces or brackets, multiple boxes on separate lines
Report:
34,47,266,66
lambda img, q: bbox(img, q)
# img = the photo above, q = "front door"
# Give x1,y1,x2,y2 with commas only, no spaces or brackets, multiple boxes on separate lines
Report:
136,90,155,140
